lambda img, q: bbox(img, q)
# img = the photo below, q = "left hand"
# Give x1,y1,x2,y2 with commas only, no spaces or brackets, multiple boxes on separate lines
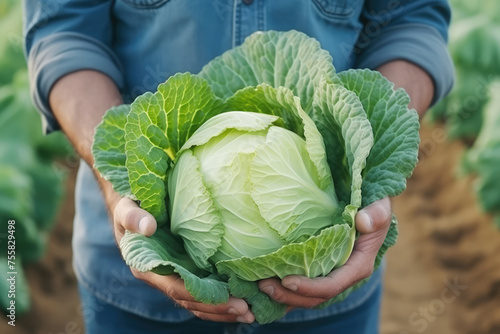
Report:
258,197,392,310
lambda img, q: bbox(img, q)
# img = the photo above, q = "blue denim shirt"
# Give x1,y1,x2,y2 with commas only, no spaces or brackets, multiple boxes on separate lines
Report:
24,0,454,323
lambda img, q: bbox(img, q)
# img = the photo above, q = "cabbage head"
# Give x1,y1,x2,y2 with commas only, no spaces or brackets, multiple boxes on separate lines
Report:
92,30,420,324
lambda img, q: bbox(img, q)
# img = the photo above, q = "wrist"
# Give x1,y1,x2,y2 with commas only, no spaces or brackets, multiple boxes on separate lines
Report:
376,60,434,116
50,70,123,166
105,190,122,216
95,173,122,216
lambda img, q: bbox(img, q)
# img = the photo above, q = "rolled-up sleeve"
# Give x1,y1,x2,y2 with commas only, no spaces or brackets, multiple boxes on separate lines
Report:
23,0,124,133
355,0,454,106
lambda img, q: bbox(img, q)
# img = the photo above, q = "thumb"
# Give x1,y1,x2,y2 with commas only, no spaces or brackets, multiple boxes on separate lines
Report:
355,197,391,234
114,198,157,237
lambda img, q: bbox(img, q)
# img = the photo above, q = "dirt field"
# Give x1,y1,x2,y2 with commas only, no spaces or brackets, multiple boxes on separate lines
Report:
382,123,500,334
1,122,500,334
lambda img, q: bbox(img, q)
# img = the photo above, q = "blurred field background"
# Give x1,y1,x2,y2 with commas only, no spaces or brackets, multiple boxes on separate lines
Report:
1,1,500,333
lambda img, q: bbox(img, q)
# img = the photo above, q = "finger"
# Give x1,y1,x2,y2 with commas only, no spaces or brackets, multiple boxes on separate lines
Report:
277,262,369,300
259,279,326,308
279,218,390,300
280,231,385,299
114,198,157,237
133,270,251,318
355,197,391,234
177,297,250,316
263,198,392,304
132,270,194,301
191,310,255,323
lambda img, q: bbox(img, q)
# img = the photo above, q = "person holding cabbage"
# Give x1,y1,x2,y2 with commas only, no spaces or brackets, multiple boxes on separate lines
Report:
24,0,453,333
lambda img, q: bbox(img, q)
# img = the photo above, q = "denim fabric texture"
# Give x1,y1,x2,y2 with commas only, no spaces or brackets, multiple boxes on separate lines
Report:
24,0,454,133
78,275,382,333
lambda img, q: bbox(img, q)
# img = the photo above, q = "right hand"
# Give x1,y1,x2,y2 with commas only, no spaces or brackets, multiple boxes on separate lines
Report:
112,197,255,323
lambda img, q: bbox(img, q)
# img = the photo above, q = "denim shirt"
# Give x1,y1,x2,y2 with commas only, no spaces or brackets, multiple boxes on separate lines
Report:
24,0,454,323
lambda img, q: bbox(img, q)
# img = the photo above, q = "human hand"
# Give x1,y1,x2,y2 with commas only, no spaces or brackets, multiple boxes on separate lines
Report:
258,197,392,310
112,197,255,323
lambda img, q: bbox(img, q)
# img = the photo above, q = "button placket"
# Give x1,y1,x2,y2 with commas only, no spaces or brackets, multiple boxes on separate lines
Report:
238,0,260,45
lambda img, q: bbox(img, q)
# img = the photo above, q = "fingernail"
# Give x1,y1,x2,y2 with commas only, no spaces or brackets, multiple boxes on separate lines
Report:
138,216,150,235
359,211,372,229
283,278,299,291
228,308,239,315
260,285,274,297
236,314,253,323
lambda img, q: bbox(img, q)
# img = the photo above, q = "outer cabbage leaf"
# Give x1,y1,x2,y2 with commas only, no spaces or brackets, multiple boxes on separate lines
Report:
120,230,230,304
216,222,351,281
124,73,225,224
375,215,399,269
312,74,419,307
92,105,133,198
338,69,420,206
199,30,339,112
311,80,374,211
312,69,418,308
227,275,286,324
335,68,418,295
317,214,398,309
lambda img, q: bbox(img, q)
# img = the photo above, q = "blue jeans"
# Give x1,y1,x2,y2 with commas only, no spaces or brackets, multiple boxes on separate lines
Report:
78,282,382,334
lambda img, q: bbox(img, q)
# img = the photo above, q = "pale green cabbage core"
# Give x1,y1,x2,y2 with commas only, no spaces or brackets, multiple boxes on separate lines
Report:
170,122,339,263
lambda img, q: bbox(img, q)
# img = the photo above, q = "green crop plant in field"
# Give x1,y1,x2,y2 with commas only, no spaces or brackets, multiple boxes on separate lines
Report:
429,0,500,227
0,1,73,316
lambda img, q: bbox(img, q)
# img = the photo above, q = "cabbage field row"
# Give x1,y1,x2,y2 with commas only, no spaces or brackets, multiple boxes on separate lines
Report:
430,0,500,226
0,0,73,316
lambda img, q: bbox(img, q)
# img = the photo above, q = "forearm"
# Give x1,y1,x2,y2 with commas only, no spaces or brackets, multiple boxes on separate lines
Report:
377,60,434,117
49,70,123,210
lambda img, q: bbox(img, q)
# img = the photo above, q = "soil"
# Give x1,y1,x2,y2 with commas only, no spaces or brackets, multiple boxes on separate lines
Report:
382,123,500,334
1,122,500,334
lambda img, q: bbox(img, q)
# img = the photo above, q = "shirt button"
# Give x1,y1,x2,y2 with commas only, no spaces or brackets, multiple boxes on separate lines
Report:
242,0,253,5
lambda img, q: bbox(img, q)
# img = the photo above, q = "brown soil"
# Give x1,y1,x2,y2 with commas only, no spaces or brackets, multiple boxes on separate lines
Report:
1,122,500,334
381,122,500,334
